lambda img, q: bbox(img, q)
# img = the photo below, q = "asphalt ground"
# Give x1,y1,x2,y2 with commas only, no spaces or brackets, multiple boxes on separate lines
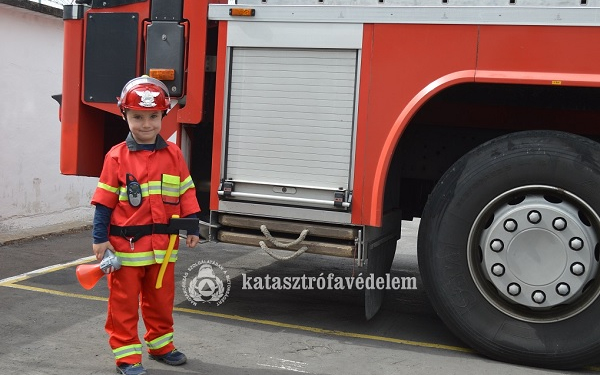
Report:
1,221,599,375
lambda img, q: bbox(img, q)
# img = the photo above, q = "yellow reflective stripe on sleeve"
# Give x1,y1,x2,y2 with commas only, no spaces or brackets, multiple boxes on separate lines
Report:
97,182,119,194
179,175,195,195
114,251,157,266
146,332,174,350
154,249,179,263
113,344,143,360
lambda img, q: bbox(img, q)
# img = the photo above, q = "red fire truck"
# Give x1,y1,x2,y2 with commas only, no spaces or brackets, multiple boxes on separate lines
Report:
57,0,600,369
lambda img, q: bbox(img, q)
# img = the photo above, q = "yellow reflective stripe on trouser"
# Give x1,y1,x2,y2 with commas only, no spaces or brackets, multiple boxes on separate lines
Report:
113,344,143,360
180,175,195,195
114,251,156,266
146,332,174,351
154,249,178,264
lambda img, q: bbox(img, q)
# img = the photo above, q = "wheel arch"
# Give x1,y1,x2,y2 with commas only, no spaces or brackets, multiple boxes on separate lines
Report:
377,79,600,221
370,70,477,221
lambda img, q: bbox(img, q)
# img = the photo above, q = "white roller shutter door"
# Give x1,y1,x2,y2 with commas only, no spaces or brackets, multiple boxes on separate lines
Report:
222,47,358,209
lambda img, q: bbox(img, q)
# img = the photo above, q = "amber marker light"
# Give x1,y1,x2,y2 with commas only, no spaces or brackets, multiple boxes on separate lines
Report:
149,69,175,81
229,8,255,17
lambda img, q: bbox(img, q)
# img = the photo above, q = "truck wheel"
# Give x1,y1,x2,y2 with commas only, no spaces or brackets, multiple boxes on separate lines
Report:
417,130,600,369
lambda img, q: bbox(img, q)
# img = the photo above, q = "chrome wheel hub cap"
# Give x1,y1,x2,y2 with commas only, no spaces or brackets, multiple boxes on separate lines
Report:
469,186,600,321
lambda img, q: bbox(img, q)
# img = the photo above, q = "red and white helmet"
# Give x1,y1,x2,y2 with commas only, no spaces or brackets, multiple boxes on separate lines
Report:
117,76,170,112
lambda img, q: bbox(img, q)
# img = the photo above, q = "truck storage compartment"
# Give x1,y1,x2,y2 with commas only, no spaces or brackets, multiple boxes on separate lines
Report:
218,47,359,216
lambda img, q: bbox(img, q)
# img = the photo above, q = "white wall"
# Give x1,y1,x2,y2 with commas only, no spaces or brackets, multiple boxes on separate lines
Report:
0,3,97,239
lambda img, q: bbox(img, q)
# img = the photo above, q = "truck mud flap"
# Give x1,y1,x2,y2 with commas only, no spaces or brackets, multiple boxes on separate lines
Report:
363,210,402,320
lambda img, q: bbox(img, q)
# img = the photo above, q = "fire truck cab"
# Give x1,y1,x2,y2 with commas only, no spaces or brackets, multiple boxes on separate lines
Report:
58,0,600,369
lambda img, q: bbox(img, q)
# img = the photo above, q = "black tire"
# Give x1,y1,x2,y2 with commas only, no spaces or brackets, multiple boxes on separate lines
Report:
418,130,600,369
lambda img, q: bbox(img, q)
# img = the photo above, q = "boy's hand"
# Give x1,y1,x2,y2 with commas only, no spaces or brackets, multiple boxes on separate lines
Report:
186,235,200,248
93,241,114,260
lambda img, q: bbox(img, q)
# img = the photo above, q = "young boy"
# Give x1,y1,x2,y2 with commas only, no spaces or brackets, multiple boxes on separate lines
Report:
91,76,201,375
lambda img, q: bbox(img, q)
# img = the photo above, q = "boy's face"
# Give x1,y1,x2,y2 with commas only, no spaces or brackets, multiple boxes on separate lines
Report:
125,109,162,144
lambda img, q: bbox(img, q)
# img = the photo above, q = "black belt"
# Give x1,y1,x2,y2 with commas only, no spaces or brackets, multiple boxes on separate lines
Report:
109,224,178,243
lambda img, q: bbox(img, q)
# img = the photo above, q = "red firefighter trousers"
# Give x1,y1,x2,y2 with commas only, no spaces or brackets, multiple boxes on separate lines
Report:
106,262,176,365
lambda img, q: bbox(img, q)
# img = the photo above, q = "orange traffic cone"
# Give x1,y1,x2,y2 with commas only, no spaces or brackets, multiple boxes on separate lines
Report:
76,249,121,290
76,264,105,290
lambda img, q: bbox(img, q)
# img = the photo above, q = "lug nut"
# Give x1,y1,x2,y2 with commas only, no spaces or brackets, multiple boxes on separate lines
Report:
490,239,504,252
504,219,517,232
556,283,570,296
532,291,546,304
491,264,505,276
507,283,521,296
528,211,542,224
570,237,583,251
552,218,567,231
571,262,585,276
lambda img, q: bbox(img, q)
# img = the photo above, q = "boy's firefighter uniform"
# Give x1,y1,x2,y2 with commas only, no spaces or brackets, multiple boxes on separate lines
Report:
91,77,200,367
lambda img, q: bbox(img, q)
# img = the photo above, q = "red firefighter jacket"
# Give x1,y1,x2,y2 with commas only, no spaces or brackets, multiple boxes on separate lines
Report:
91,134,200,266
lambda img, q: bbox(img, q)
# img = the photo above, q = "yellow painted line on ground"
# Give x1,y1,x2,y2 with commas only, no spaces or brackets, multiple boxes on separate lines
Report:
0,255,95,286
4,282,108,302
2,281,472,354
4,269,600,371
174,305,474,354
